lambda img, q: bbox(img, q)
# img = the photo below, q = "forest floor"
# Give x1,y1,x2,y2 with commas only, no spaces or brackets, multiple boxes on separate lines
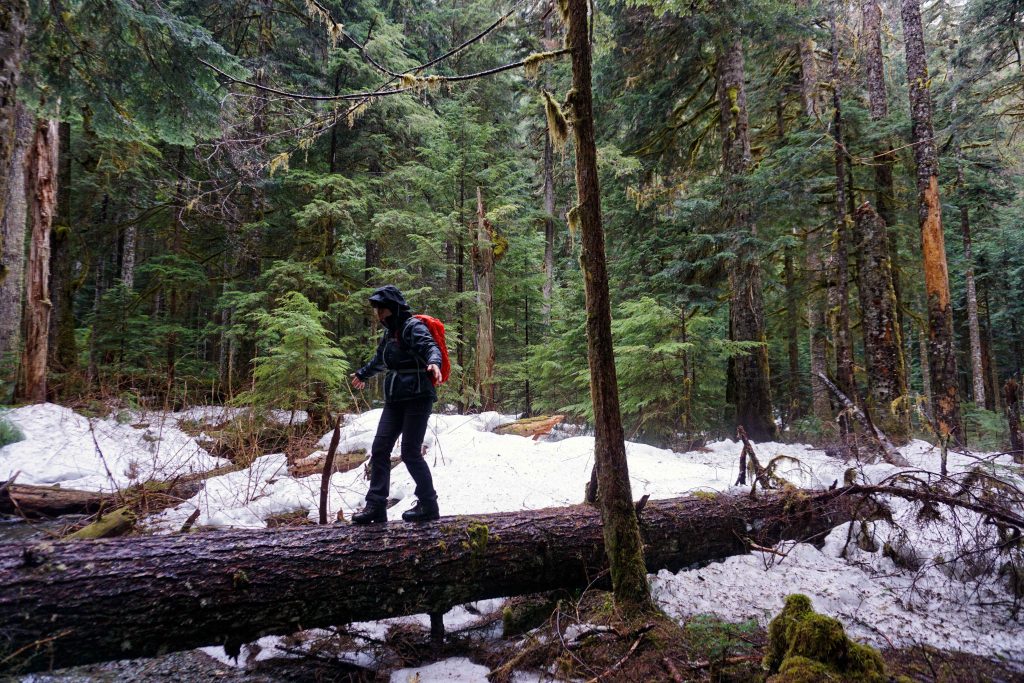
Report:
1,402,1023,681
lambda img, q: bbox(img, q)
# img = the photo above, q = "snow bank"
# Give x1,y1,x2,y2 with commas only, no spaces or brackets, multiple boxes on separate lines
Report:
6,402,1022,662
0,403,228,491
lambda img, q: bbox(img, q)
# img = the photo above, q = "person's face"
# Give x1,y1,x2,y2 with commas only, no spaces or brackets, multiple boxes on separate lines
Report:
372,303,391,322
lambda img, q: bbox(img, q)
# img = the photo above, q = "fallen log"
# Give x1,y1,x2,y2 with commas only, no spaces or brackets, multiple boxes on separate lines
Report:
0,465,238,519
0,488,865,674
0,483,114,518
494,414,565,440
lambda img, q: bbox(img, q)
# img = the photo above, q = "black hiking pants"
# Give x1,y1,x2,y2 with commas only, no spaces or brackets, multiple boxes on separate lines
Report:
366,396,436,507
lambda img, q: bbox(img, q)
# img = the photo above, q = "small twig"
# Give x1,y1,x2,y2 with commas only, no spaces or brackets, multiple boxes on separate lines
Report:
319,414,343,525
749,542,787,557
584,631,647,683
688,654,760,669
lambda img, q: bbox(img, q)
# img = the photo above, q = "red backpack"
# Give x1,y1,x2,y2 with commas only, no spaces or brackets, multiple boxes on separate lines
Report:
412,314,450,385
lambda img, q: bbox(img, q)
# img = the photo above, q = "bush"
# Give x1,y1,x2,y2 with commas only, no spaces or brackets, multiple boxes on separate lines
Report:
0,416,24,449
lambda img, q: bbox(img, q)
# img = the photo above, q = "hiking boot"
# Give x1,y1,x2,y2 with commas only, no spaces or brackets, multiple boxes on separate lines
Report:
351,504,387,525
401,499,440,522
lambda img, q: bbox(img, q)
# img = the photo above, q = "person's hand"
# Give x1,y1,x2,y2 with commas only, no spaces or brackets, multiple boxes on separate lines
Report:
350,373,366,390
426,364,442,385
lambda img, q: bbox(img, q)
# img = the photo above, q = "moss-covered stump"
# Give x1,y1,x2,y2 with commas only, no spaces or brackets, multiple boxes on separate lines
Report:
763,594,887,682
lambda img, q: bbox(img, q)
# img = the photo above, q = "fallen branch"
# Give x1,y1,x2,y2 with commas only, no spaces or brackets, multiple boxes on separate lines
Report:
815,372,910,466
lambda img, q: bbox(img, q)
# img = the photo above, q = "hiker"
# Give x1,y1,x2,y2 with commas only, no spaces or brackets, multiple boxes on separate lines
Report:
350,285,443,524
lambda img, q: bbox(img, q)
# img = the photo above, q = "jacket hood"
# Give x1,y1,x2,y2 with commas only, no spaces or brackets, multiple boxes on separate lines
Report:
368,285,411,327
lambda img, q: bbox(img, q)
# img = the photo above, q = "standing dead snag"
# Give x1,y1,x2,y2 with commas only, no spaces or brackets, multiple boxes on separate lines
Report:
17,119,59,403
900,0,962,442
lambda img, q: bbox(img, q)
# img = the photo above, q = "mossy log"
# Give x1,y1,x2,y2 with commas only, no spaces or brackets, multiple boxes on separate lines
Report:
0,488,865,674
62,506,136,540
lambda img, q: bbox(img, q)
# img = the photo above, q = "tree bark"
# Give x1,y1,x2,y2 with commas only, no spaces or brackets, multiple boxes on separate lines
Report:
717,38,776,442
0,102,30,390
0,0,28,228
566,0,653,610
855,203,910,443
474,187,496,411
121,224,137,288
0,489,864,673
900,0,962,440
17,119,59,403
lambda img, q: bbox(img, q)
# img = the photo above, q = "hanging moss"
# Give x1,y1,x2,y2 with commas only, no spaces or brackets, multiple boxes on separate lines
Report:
566,205,580,236
524,50,564,79
543,90,569,151
555,0,570,26
763,594,889,683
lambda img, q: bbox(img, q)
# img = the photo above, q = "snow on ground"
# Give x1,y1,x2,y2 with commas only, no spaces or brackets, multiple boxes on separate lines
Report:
4,403,1023,668
0,403,228,491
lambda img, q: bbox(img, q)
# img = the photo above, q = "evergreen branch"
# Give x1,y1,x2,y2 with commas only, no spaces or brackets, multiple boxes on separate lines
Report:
197,58,412,100
198,49,570,101
306,0,525,79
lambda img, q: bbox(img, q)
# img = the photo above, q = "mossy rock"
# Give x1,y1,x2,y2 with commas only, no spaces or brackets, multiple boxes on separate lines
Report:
764,594,886,683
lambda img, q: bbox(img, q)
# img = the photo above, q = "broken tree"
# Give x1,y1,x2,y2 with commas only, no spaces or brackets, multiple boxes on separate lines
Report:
0,488,863,673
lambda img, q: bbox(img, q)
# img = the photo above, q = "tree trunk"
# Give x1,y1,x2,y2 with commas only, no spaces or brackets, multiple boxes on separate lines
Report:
0,102,30,393
919,323,932,405
48,121,77,373
0,0,28,228
474,187,496,411
566,0,653,610
982,284,1001,412
17,119,59,403
864,6,907,341
796,0,819,119
855,203,910,443
784,234,800,426
1006,379,1023,463
900,0,962,440
957,153,985,408
0,489,863,673
828,10,855,419
542,14,556,323
121,224,137,288
542,127,555,322
717,38,776,442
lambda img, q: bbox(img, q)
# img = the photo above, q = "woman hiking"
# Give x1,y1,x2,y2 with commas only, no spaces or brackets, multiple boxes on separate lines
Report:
350,285,442,524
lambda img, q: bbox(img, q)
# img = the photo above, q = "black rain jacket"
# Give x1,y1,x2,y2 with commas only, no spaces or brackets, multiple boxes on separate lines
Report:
355,285,442,403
